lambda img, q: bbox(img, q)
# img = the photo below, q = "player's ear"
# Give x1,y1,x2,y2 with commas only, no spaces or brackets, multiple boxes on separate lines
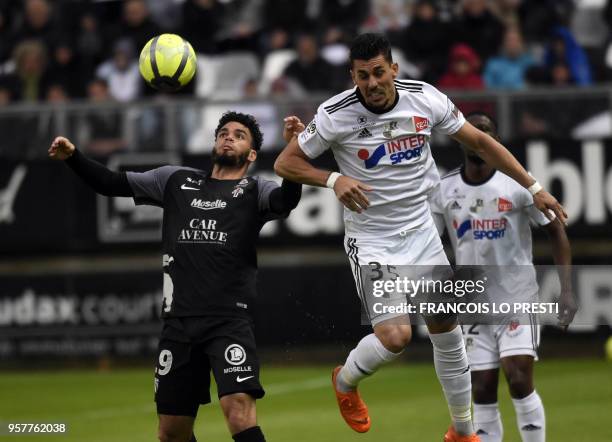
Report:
350,68,357,86
391,62,399,79
248,149,257,162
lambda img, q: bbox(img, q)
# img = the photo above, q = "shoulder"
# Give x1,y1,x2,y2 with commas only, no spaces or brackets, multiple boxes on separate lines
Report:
394,79,425,94
320,87,359,117
251,175,279,189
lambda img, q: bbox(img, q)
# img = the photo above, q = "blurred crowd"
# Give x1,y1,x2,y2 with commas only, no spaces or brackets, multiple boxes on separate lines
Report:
0,0,611,106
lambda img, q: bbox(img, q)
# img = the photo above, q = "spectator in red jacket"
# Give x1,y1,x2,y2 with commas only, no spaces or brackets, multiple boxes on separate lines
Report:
437,43,484,90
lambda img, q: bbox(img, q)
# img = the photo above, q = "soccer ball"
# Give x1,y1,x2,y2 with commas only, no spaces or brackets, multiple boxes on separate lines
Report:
139,34,197,92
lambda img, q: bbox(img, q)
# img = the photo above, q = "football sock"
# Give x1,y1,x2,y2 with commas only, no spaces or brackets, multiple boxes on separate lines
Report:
232,426,265,442
473,402,503,442
336,333,403,393
512,391,545,442
429,326,474,436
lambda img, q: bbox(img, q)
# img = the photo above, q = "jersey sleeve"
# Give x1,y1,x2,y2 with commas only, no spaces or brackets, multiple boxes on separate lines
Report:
297,106,336,159
255,176,283,221
428,184,447,235
423,83,466,135
126,165,182,206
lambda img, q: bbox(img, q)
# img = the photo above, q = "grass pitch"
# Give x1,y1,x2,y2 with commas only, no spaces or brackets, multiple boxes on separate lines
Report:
0,359,610,441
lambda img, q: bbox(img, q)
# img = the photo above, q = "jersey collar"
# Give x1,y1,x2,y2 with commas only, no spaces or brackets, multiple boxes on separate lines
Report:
460,166,497,186
355,86,400,115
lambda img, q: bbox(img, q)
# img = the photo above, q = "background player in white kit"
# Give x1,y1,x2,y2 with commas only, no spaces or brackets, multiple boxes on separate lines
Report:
429,112,576,442
275,34,567,442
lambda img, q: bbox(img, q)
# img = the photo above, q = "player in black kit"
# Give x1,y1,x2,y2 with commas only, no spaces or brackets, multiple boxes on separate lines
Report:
49,112,303,442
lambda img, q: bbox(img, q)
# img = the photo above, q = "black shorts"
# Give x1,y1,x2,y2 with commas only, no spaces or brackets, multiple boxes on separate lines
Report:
154,316,264,417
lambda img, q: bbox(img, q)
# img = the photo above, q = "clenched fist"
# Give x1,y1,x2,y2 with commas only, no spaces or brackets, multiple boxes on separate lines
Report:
48,136,75,160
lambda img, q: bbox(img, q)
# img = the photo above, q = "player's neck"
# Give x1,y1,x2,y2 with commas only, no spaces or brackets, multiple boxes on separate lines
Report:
211,165,248,180
463,163,495,184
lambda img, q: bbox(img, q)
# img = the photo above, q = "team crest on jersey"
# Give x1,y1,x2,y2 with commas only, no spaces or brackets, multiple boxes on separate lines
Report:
497,197,513,212
469,198,484,213
357,134,426,169
450,201,461,210
357,115,367,125
382,121,399,139
232,187,244,198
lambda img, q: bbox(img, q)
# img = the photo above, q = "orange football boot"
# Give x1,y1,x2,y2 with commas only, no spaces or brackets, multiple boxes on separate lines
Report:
443,426,481,442
331,366,371,433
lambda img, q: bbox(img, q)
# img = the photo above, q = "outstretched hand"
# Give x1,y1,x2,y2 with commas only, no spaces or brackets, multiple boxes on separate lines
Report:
283,116,305,143
533,190,567,225
48,136,75,160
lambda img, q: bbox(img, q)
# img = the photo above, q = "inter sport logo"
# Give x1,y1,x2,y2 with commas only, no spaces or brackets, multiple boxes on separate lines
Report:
453,218,507,240
357,134,426,169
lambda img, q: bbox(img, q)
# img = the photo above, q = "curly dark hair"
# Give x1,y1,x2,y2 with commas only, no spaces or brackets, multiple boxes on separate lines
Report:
214,111,263,151
349,33,393,66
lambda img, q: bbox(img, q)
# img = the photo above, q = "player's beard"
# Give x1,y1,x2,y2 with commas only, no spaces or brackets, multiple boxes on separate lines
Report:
212,148,249,168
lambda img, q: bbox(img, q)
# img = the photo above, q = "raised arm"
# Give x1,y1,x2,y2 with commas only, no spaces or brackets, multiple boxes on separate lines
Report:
274,116,372,214
451,122,568,224
48,136,133,197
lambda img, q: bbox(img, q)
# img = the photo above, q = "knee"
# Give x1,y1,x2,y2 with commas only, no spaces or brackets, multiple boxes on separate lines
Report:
471,370,499,404
506,369,533,398
221,394,256,432
472,381,498,404
158,427,189,442
376,325,411,353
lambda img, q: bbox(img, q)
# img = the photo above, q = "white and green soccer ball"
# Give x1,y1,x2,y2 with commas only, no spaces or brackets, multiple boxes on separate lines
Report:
139,33,197,92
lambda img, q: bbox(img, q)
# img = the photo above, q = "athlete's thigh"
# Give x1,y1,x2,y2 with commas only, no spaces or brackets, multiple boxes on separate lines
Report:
206,319,265,401
154,337,212,417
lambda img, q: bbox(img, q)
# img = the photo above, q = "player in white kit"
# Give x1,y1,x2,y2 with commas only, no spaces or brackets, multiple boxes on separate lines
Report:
429,112,575,442
275,34,567,442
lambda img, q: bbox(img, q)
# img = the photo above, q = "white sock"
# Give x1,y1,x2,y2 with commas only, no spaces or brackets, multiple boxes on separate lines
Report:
513,391,545,442
336,333,402,392
473,402,503,442
429,326,474,436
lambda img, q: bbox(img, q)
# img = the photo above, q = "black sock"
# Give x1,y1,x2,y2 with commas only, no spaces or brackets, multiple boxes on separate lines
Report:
189,434,197,442
232,426,265,441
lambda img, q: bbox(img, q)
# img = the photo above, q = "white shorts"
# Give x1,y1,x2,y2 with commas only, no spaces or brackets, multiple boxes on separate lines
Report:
344,218,451,326
463,316,540,371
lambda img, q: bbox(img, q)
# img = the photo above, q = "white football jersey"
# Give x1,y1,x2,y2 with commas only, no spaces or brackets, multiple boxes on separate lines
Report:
429,168,551,297
298,80,465,238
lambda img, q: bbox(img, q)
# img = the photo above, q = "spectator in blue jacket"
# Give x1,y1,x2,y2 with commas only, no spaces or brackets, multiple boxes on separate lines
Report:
484,27,534,89
544,26,592,86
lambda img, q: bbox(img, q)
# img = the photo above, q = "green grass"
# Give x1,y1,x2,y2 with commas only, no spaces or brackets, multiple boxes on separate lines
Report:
0,360,610,441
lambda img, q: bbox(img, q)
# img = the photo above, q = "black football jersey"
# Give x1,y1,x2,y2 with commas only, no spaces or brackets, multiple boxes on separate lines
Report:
127,166,285,318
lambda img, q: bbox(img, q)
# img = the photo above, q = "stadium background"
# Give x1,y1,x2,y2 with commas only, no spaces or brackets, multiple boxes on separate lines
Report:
0,0,611,440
